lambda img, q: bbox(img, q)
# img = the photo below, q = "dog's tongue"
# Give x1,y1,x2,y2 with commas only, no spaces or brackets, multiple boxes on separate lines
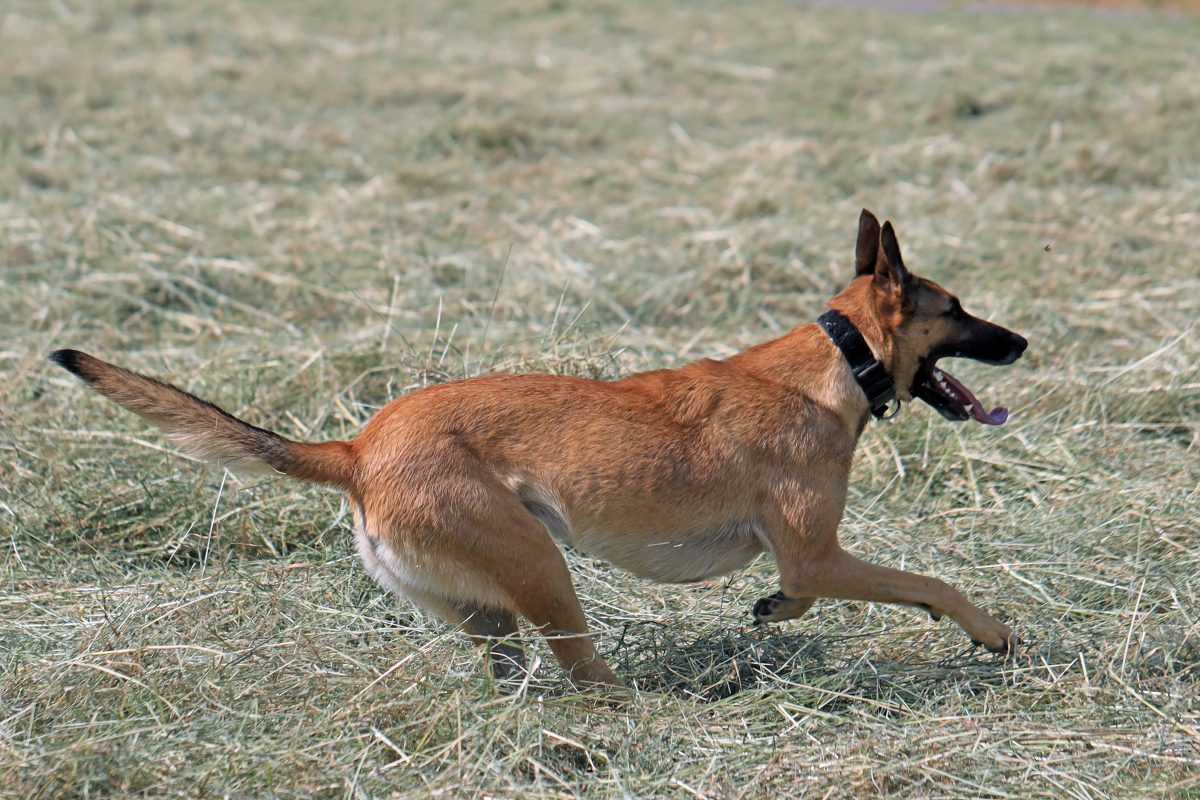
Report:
936,368,1009,425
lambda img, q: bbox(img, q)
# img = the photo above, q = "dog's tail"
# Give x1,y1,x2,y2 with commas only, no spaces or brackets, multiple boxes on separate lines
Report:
50,349,356,489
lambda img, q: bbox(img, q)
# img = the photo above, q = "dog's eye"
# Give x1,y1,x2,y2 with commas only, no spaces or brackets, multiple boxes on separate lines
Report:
944,300,964,319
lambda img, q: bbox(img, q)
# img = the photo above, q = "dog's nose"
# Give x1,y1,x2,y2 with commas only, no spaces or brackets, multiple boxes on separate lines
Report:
1008,334,1029,362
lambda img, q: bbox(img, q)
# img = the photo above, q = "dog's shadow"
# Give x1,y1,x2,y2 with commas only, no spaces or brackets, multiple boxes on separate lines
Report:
617,626,824,702
611,623,1012,706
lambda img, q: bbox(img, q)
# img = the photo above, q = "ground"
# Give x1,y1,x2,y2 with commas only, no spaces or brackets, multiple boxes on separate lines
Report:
2,0,1198,797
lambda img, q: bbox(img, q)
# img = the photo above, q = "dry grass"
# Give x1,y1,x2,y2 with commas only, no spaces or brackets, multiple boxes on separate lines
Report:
2,0,1199,797
1023,0,1200,12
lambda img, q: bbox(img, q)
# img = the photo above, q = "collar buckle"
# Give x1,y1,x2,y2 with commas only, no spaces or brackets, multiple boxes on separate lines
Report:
874,397,902,420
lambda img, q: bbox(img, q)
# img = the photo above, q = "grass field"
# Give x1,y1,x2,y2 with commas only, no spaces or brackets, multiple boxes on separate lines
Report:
3,0,1199,797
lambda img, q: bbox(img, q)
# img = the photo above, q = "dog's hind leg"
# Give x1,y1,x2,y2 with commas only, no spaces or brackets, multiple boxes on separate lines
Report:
426,525,619,688
458,605,526,683
486,528,621,688
353,501,525,683
432,466,621,688
403,587,527,684
357,468,621,688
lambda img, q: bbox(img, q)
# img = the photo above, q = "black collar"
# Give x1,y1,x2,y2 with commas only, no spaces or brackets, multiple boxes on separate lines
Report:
817,310,897,420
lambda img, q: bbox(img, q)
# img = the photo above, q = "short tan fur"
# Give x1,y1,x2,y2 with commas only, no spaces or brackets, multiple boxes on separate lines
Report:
52,210,1028,688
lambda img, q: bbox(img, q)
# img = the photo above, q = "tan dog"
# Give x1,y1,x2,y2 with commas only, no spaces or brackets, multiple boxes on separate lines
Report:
52,210,1027,688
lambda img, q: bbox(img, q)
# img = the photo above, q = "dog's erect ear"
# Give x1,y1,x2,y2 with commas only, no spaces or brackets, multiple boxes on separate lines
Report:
855,209,882,276
877,220,912,289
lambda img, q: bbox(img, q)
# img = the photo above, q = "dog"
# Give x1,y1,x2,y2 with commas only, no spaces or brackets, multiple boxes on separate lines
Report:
51,210,1027,688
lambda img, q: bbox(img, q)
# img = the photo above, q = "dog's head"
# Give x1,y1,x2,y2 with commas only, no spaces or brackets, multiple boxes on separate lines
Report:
833,209,1028,424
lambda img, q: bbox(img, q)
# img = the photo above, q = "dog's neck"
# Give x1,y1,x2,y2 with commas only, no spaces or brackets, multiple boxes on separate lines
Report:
826,279,898,376
731,325,878,438
729,283,899,439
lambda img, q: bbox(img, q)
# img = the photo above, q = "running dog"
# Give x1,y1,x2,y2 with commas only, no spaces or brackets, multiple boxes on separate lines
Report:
51,210,1027,687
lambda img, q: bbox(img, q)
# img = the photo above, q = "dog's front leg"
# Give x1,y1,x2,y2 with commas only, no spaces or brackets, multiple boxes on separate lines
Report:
768,541,1015,653
758,503,1012,652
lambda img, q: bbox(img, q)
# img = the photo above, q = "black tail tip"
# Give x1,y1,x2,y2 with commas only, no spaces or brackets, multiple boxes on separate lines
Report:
50,348,85,376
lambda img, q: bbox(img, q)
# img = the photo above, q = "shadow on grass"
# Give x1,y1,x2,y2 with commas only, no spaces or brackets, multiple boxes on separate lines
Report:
613,623,1015,706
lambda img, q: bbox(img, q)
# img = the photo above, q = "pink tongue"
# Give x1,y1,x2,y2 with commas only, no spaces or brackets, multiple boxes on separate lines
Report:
939,369,1009,425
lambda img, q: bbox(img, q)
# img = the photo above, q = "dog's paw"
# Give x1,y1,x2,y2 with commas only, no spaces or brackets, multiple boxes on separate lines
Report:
751,592,787,624
971,630,1018,656
988,632,1019,656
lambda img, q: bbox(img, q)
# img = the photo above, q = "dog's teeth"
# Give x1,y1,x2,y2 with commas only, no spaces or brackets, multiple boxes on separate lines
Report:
933,370,943,379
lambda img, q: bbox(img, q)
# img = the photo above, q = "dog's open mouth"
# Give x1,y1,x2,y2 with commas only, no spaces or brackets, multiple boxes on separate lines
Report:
913,361,1009,425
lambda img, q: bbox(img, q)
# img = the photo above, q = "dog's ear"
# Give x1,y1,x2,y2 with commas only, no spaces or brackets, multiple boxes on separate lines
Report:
855,209,882,276
877,221,912,290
